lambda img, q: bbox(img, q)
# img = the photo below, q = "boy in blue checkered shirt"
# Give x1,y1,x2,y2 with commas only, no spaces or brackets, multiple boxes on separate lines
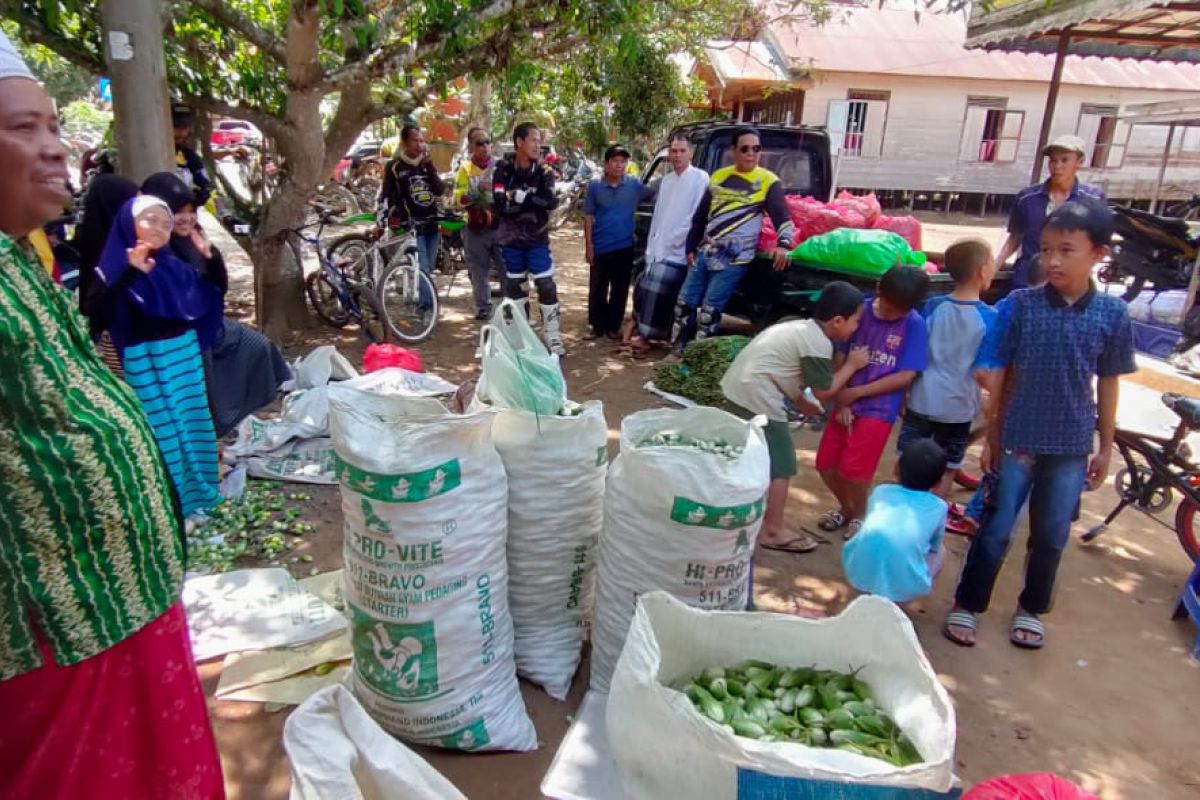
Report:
944,201,1135,650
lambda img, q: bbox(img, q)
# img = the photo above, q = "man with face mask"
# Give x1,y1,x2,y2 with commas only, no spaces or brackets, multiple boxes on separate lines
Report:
0,33,225,798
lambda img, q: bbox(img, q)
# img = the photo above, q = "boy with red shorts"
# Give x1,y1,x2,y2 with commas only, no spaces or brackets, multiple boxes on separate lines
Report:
816,266,930,540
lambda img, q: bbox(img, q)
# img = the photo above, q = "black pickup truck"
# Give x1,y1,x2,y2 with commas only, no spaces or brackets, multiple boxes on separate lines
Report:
634,121,1012,328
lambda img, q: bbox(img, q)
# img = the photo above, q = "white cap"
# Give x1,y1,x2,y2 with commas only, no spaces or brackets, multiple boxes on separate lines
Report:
0,30,35,83
1042,134,1086,157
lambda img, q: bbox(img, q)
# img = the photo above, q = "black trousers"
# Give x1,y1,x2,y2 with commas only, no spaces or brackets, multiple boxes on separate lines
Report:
588,246,634,335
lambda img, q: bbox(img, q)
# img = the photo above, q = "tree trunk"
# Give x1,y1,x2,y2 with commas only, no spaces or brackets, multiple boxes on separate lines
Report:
466,77,493,137
248,178,314,340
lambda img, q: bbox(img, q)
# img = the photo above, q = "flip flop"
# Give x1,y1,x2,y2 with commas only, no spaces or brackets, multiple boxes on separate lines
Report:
761,535,819,555
843,518,863,541
942,609,978,647
817,509,847,532
945,515,975,537
1010,612,1045,650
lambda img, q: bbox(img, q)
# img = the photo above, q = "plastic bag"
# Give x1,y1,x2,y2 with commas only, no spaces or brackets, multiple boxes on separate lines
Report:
328,376,536,752
607,593,959,798
873,214,924,250
792,228,927,277
964,773,1099,800
364,343,424,373
590,407,769,692
476,299,566,416
487,400,608,699
284,685,467,800
285,345,359,391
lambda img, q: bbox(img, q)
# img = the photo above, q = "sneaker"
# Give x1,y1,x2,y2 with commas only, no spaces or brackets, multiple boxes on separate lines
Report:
474,308,490,321
547,334,567,357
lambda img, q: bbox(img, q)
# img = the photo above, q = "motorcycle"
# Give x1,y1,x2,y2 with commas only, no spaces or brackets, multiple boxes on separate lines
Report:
1100,197,1200,302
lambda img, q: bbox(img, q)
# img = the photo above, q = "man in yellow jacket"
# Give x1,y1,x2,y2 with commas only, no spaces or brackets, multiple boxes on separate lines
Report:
454,127,503,320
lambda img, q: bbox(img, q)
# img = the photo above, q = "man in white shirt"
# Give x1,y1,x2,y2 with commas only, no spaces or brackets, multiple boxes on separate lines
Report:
629,134,709,356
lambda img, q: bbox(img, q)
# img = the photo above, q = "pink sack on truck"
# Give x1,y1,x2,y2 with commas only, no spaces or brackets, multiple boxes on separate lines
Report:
873,214,923,250
758,216,778,252
833,190,882,225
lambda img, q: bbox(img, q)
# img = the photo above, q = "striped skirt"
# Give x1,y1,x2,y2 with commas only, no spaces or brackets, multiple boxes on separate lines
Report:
122,331,220,518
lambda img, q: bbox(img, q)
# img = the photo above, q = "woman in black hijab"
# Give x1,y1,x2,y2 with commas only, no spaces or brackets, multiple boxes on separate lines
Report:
73,173,138,310
141,172,290,437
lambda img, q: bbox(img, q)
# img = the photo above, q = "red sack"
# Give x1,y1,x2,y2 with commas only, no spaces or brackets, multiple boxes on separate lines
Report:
834,190,882,225
873,214,923,251
789,196,845,243
363,343,423,373
964,774,1099,800
758,216,778,252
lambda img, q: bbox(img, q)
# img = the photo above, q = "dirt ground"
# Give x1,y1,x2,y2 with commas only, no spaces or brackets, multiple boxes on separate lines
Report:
207,221,1200,799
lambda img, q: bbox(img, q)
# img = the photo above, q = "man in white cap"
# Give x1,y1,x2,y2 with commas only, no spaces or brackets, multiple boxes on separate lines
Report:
994,134,1106,288
0,30,225,798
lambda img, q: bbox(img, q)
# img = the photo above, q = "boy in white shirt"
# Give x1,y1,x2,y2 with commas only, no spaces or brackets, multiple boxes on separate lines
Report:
721,281,869,553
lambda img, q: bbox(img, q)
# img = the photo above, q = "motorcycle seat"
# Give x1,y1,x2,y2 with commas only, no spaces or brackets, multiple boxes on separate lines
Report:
1163,393,1200,428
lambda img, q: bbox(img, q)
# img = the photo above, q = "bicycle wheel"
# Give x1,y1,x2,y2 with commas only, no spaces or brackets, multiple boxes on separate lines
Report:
325,233,380,285
353,286,389,344
305,271,351,328
377,260,438,342
1173,497,1200,562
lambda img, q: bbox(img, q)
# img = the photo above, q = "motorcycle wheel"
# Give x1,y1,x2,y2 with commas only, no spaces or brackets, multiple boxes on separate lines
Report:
1172,497,1200,562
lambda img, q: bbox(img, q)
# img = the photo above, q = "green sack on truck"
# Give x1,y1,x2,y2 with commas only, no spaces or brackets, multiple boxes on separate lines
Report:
790,228,927,278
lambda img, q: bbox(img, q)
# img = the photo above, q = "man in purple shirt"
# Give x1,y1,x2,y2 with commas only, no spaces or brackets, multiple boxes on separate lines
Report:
815,266,930,540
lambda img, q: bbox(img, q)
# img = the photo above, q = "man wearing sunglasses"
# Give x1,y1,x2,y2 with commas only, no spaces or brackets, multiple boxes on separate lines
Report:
454,127,502,320
672,127,794,351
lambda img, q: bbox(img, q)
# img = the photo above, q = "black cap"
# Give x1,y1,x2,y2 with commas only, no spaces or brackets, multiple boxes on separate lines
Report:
171,104,194,125
603,144,631,161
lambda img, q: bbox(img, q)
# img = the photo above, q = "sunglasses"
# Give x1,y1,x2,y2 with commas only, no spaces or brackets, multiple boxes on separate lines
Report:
738,144,762,154
473,139,491,146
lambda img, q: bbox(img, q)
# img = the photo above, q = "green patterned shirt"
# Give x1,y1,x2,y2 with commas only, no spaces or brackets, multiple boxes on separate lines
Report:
0,233,184,679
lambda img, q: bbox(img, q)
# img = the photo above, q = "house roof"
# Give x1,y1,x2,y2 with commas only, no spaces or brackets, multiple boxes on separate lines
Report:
757,5,1200,90
703,40,790,85
967,0,1200,63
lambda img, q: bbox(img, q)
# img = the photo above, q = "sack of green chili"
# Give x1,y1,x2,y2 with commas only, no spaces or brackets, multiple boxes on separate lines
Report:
328,375,536,752
590,407,770,692
607,593,958,797
488,400,608,700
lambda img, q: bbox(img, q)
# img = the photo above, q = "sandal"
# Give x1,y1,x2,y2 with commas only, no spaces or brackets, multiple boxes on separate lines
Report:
945,515,975,537
843,518,863,541
1009,611,1045,650
761,534,819,555
942,609,978,647
817,509,847,532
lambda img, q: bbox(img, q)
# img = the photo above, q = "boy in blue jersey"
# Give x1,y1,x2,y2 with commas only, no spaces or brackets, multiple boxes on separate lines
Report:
944,201,1136,650
898,240,997,498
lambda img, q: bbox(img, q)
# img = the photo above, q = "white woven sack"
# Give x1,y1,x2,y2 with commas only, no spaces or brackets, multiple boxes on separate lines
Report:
590,406,769,692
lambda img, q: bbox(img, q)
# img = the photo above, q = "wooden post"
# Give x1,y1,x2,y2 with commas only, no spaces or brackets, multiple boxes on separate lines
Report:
1030,31,1071,185
101,0,173,183
1150,123,1177,214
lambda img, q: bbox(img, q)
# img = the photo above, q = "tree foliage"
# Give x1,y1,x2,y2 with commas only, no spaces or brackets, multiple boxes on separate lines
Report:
0,0,832,334
0,19,92,104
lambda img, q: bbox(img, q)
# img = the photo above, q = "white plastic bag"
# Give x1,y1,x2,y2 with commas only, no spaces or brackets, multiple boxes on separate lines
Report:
607,593,959,798
590,407,769,692
286,345,359,391
476,299,566,415
284,685,467,800
328,376,536,752
489,400,608,700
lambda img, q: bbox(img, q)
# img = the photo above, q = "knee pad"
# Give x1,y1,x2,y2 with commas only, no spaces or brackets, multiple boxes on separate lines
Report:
697,305,718,327
674,299,693,321
504,276,527,300
534,276,558,306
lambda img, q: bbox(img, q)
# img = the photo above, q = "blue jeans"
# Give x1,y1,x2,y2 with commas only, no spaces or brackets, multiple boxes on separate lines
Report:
678,252,747,312
955,451,1088,615
416,228,440,307
674,252,748,345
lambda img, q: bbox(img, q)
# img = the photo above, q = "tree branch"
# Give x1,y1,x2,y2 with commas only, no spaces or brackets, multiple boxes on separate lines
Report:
0,3,105,75
181,94,290,143
320,0,532,94
188,0,288,65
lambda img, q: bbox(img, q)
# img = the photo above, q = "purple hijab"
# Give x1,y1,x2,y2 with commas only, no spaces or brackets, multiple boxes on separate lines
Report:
95,196,223,350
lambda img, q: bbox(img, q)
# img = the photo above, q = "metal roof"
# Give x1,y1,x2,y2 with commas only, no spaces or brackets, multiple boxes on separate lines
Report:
759,6,1200,89
1120,95,1200,123
702,40,790,85
966,0,1200,63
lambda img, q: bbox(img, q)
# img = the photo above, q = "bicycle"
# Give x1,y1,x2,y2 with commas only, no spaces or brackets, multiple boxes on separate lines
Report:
1082,392,1200,562
374,222,443,343
293,207,388,342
